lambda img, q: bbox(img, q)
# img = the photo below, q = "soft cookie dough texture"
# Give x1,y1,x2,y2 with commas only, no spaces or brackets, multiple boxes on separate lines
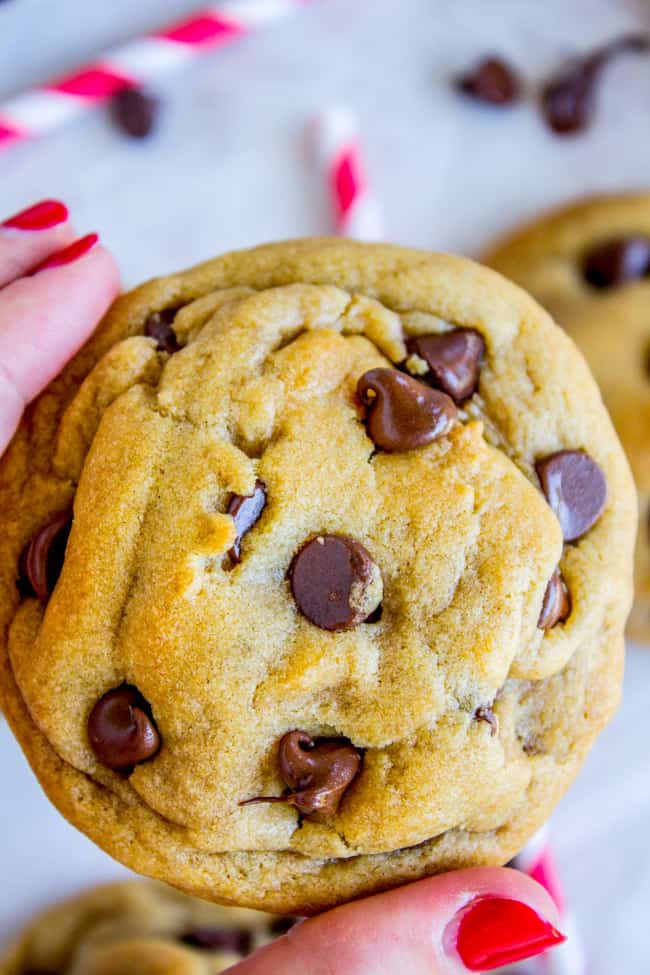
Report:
485,194,649,642
0,239,636,912
0,880,293,974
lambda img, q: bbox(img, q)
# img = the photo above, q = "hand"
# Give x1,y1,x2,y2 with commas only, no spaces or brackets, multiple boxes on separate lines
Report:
0,200,566,974
0,199,119,455
229,868,564,974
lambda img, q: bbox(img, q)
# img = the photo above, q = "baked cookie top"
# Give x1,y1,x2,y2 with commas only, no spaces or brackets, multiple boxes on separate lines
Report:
0,239,635,912
485,193,649,641
0,880,293,974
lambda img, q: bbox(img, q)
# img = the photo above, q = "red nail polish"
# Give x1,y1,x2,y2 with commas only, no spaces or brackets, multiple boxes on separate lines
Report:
2,199,69,231
33,233,99,273
455,896,566,971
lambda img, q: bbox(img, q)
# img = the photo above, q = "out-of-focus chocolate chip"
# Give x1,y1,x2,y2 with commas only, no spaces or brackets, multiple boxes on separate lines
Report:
227,480,267,563
474,705,498,736
144,308,180,354
111,85,159,138
241,730,362,820
455,57,521,105
406,328,485,403
357,368,457,453
541,34,650,135
19,510,72,602
538,569,571,629
269,916,301,936
289,534,383,631
583,236,650,288
180,927,253,955
88,685,160,771
536,449,607,542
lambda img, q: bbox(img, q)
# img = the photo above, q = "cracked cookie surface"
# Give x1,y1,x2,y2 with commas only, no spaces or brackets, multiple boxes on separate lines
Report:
485,194,649,643
0,880,294,974
0,239,635,912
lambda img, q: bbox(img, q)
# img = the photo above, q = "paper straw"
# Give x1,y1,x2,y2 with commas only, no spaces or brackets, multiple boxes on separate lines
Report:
308,105,384,239
0,1,310,150
513,827,588,975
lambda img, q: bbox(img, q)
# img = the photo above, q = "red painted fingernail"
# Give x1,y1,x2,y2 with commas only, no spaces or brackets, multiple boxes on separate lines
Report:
454,896,566,971
2,199,69,231
33,233,99,273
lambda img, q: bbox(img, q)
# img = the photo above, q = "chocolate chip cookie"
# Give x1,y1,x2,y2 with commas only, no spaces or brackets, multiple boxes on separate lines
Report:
0,239,635,912
0,880,295,974
485,194,650,643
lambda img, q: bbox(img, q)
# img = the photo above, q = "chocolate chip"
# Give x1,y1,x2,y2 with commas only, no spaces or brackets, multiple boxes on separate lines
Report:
474,705,498,736
541,34,650,135
583,237,650,288
88,685,160,771
19,511,72,603
406,328,485,403
289,534,382,631
365,602,383,623
538,569,571,629
269,916,301,936
241,730,362,819
522,735,545,756
144,309,180,354
455,57,521,105
227,480,267,563
111,85,159,138
180,927,253,956
357,368,457,453
536,449,607,542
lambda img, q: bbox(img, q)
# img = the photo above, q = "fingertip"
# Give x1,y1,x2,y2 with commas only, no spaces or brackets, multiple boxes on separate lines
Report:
435,866,563,930
226,867,565,975
0,239,121,407
89,242,122,301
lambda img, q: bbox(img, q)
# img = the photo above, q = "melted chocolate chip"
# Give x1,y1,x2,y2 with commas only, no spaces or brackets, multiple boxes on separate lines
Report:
180,927,253,955
88,685,160,771
227,480,267,563
357,368,457,453
583,236,650,288
541,34,650,135
455,57,521,105
406,328,485,403
289,534,382,631
19,511,72,602
241,730,362,820
269,916,301,936
144,308,180,354
538,569,571,630
474,705,498,736
536,449,607,542
111,86,159,138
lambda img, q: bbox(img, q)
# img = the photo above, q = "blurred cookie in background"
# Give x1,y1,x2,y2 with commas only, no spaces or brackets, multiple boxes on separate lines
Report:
0,880,298,974
485,192,650,643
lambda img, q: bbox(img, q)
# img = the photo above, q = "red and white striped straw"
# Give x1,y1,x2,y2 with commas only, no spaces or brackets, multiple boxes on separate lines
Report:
0,1,310,150
513,827,587,975
308,105,384,240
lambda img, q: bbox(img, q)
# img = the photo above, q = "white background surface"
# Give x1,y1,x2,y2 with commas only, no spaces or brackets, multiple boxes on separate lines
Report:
1,0,650,969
